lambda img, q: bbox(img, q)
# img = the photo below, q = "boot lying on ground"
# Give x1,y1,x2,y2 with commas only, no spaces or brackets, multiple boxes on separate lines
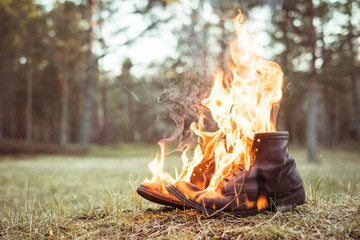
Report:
167,131,306,216
137,182,185,208
137,157,216,208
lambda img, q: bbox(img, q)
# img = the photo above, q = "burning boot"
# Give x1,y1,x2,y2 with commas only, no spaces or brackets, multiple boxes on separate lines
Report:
137,130,220,208
167,131,306,216
137,157,216,208
138,10,300,213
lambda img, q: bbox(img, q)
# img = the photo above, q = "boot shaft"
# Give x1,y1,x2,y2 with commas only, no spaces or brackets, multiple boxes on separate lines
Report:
223,131,290,195
168,131,306,215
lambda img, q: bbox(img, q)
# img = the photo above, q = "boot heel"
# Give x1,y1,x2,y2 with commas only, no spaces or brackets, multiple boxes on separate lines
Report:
274,187,306,212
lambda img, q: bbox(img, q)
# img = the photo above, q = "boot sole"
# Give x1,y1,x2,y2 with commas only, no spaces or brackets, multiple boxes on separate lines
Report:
167,185,306,217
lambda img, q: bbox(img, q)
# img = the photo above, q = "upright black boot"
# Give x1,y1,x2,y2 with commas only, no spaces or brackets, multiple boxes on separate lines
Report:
168,131,306,216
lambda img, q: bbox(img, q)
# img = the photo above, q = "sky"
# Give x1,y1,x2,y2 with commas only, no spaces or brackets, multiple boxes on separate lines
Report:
37,0,358,79
36,0,277,79
99,1,276,79
98,1,180,78
35,0,360,78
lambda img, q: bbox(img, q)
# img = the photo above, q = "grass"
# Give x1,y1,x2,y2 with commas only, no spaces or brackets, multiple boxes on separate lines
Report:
0,143,359,239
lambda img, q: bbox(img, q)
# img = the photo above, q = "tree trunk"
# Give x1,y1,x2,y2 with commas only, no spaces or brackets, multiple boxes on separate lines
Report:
307,0,318,161
59,72,69,145
127,93,135,142
280,4,299,145
71,81,81,142
323,78,334,147
26,59,33,143
350,74,360,142
0,94,3,139
346,1,360,142
0,66,3,139
79,0,95,144
100,85,109,144
289,103,299,145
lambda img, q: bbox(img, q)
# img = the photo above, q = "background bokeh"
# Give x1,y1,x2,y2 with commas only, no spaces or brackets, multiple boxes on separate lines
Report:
0,0,359,159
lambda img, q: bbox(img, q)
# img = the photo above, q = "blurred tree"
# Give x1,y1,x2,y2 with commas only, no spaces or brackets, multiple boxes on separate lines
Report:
0,0,16,140
98,76,110,144
270,0,340,160
0,0,359,149
117,59,137,142
0,0,47,142
307,0,318,162
345,0,360,143
270,0,308,145
273,0,359,153
79,0,96,144
48,1,88,145
315,0,360,145
317,0,344,147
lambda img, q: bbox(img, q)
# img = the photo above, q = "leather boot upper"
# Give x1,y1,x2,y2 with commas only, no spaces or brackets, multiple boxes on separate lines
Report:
170,131,304,213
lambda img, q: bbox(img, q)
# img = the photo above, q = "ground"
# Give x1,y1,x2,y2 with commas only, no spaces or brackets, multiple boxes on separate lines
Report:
0,143,359,239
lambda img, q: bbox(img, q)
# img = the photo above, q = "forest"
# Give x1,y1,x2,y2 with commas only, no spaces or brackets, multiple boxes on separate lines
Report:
0,0,359,161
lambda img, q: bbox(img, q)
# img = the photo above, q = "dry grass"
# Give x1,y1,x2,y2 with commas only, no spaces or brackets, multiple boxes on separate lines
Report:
0,144,359,239
64,194,360,239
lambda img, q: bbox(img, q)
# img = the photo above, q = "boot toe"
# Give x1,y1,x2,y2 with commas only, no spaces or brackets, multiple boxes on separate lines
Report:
137,182,185,208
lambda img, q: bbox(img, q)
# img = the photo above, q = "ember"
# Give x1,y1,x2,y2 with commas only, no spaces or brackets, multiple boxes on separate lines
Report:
137,10,305,216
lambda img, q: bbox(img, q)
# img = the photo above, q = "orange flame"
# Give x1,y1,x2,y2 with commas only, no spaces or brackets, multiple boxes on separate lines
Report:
145,10,283,202
257,195,268,210
144,141,175,185
48,229,53,239
244,194,255,208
